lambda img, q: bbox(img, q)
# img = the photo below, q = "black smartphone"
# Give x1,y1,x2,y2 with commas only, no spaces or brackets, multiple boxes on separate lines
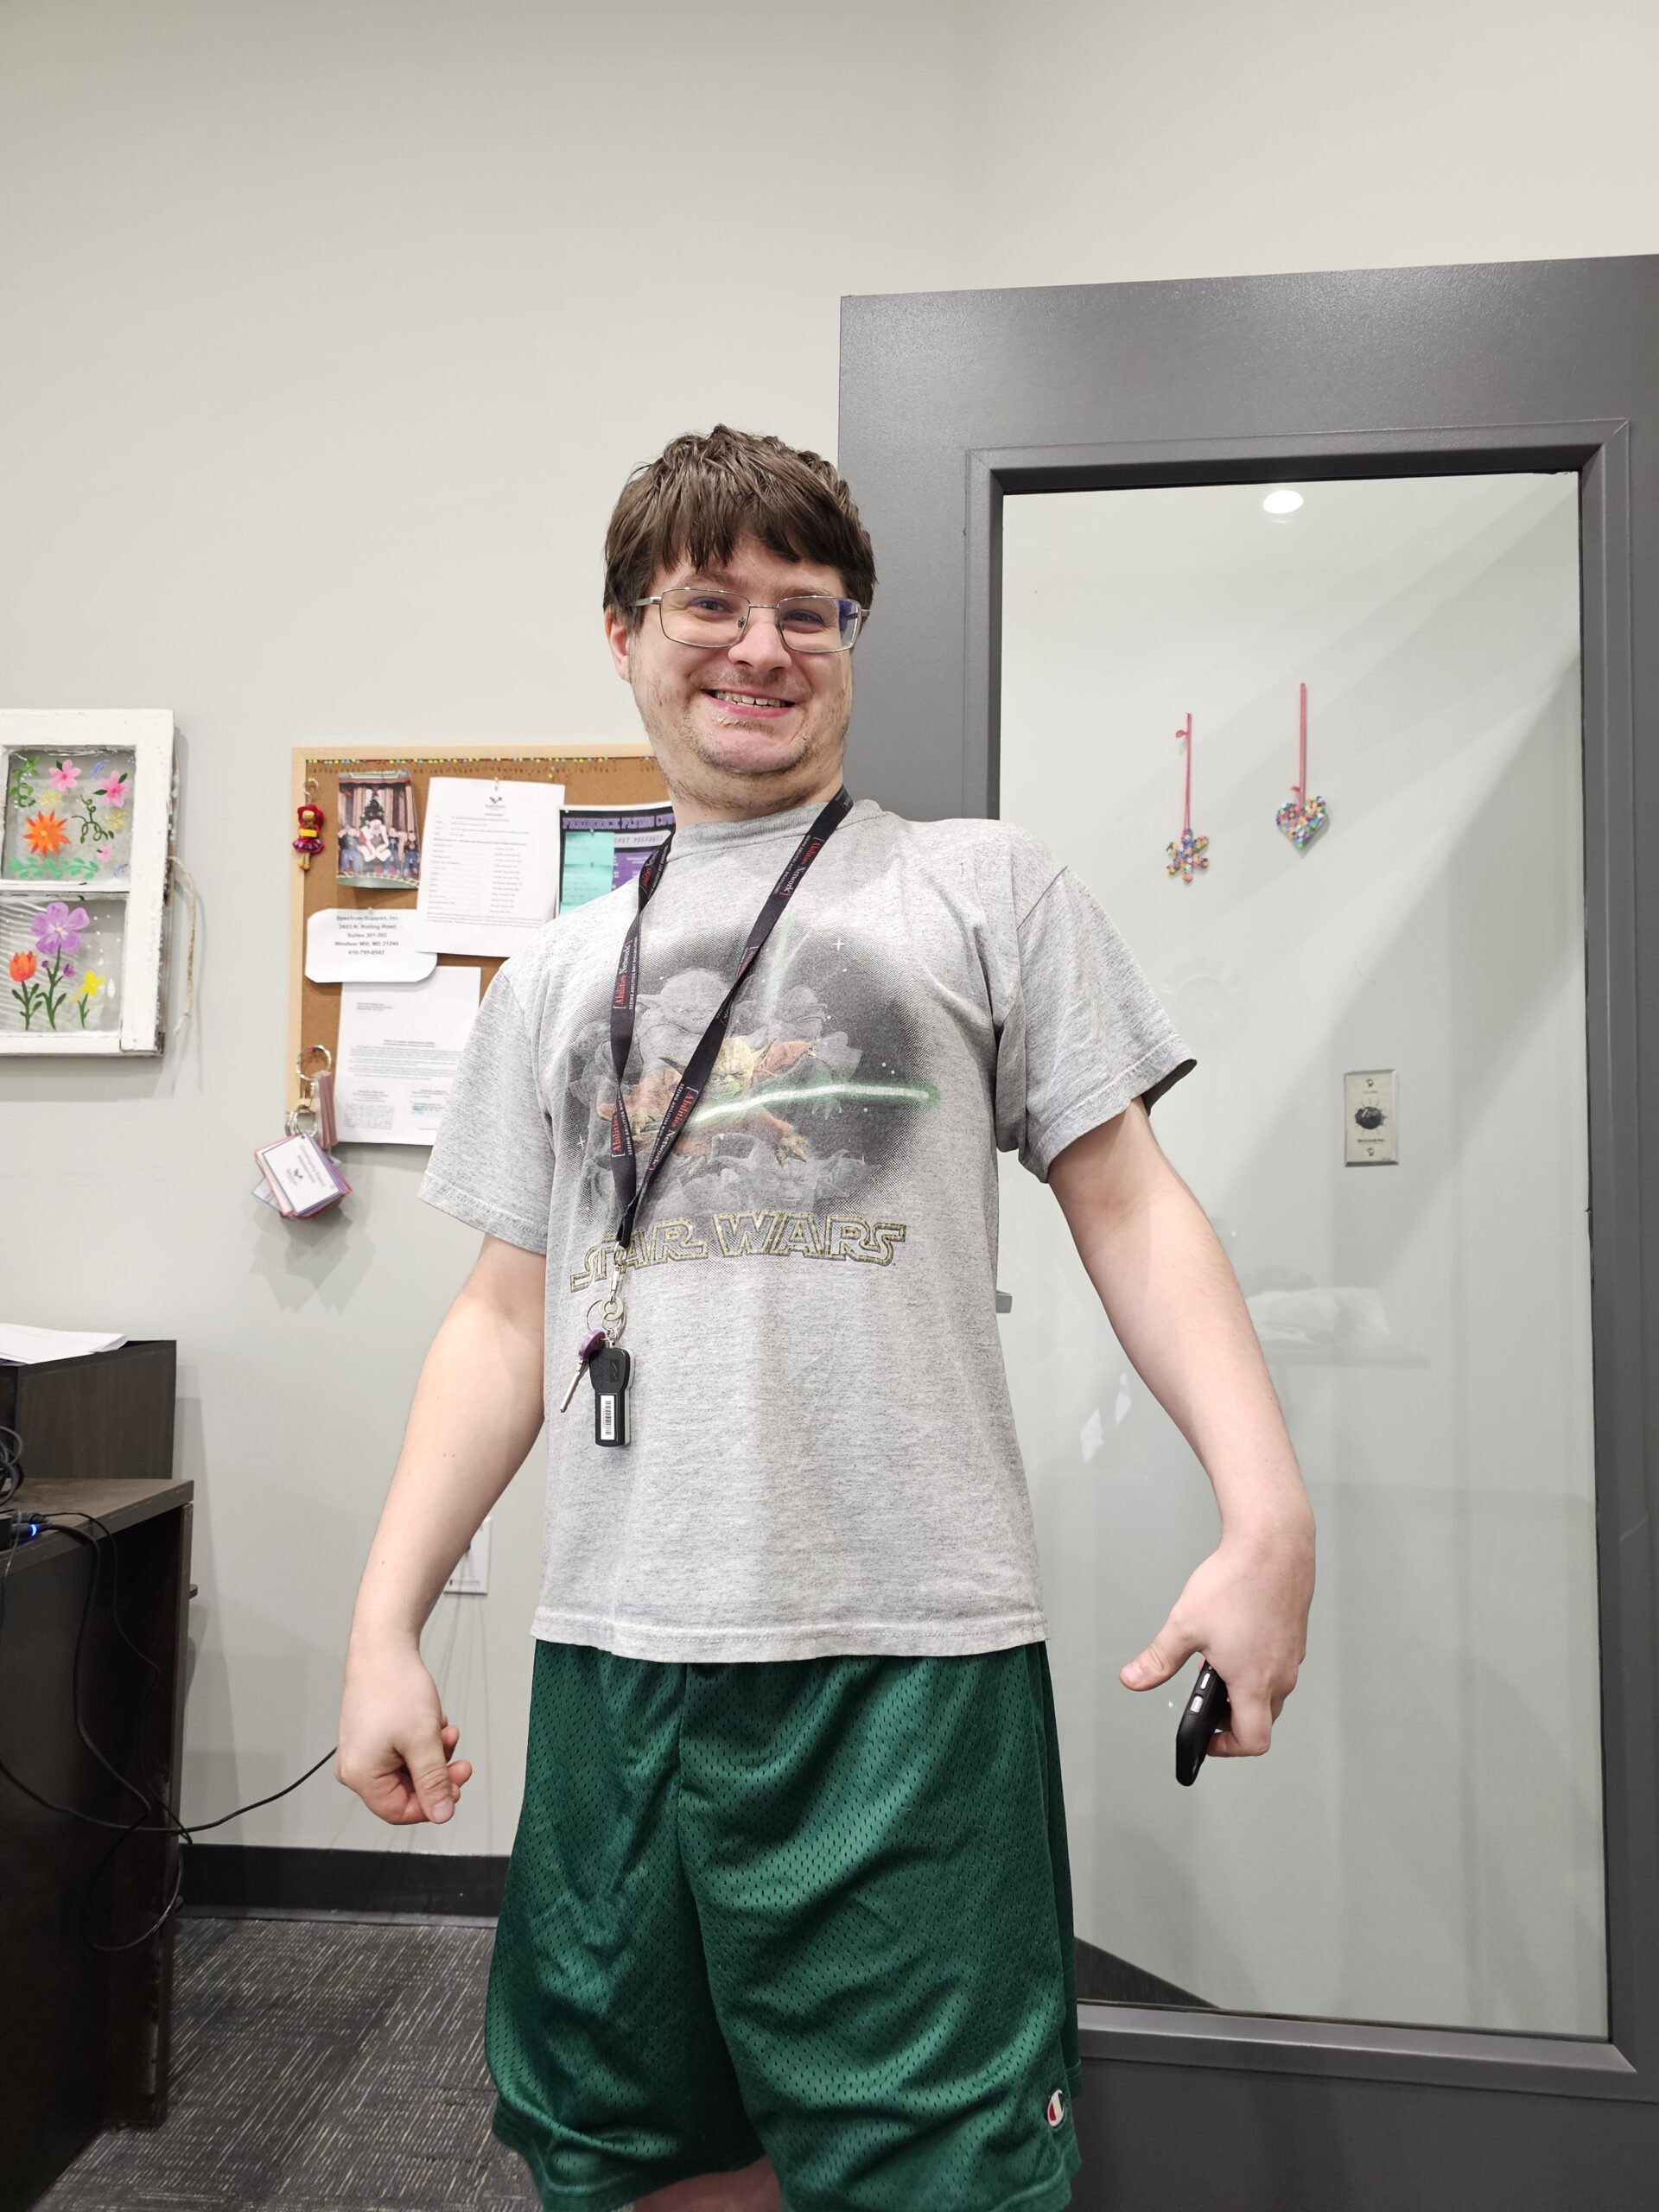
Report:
1175,1658,1230,1786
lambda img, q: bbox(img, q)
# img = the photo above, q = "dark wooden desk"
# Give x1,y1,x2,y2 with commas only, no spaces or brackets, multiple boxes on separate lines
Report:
2,1476,193,2212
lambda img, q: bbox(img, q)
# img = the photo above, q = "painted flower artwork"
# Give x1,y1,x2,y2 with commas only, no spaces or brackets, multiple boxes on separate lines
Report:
0,715,167,1052
3,748,137,884
34,901,89,956
4,901,118,1033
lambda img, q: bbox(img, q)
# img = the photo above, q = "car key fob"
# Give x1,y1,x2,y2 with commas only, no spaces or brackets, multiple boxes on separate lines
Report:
1175,1659,1230,1786
589,1344,632,1448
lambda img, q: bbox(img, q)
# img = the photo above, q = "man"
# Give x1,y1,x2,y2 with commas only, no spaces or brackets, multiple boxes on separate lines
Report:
338,426,1314,2212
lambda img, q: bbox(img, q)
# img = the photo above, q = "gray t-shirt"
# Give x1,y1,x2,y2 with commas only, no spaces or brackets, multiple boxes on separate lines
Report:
419,793,1193,1662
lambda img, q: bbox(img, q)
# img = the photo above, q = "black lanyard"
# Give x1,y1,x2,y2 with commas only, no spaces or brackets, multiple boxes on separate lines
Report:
607,787,852,1257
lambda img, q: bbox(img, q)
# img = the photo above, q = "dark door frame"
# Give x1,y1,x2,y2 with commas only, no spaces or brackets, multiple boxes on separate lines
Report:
838,257,1659,2202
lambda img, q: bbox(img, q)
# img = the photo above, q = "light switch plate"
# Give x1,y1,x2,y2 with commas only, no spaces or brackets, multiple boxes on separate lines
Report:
1344,1070,1398,1165
444,1515,492,1595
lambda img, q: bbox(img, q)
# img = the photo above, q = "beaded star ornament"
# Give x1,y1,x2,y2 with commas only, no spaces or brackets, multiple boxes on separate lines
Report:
1275,683,1329,851
1166,713,1209,883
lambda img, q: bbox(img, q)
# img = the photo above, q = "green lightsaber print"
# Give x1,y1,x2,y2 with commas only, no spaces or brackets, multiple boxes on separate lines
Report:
581,918,940,1198
684,1077,938,1133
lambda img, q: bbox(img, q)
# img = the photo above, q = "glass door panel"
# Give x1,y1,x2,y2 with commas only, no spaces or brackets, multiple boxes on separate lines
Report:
998,474,1605,2037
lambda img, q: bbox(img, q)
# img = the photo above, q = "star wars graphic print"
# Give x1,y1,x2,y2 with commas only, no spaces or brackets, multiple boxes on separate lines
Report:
417,796,1198,1662
563,916,935,1297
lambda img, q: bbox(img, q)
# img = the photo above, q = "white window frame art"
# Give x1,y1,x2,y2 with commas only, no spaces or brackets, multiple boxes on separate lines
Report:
0,709,177,1055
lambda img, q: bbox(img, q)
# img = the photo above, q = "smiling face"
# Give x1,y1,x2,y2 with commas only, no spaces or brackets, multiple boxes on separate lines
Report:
604,533,855,826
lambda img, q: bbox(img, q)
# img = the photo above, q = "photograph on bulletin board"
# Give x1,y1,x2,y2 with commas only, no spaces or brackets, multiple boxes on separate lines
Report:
338,769,421,886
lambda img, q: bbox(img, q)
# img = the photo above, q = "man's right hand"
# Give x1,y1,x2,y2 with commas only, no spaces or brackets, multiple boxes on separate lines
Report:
336,1638,474,1825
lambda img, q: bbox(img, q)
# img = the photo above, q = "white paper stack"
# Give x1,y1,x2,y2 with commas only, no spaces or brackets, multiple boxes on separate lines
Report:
0,1324,129,1364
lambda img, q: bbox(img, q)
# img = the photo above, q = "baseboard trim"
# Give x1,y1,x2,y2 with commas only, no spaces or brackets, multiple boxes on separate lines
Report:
181,1850,1211,2012
183,1844,508,1917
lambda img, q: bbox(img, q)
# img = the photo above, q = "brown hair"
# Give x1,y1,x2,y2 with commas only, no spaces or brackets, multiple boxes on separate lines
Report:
603,424,876,630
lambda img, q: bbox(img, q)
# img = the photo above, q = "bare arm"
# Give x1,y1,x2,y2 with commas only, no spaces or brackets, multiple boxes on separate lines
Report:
1047,1099,1314,1757
337,1232,546,1822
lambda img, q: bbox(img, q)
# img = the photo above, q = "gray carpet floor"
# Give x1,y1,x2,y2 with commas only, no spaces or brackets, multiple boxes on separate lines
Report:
37,1910,543,2211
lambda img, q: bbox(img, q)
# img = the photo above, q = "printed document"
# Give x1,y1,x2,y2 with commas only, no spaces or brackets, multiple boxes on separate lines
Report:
412,777,565,956
334,965,482,1146
305,907,437,982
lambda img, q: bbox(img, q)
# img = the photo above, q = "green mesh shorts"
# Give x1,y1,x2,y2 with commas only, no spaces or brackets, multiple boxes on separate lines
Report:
486,1638,1081,2212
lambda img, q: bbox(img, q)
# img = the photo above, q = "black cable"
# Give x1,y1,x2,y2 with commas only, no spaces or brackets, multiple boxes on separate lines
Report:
1,1513,341,1831
0,1501,340,1951
38,1521,162,1806
0,1423,24,1508
2,1515,169,1820
81,1787,187,1946
168,1751,340,1840
9,1512,184,1950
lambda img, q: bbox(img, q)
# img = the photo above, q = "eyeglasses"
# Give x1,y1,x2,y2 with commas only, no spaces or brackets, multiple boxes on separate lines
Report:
634,583,868,653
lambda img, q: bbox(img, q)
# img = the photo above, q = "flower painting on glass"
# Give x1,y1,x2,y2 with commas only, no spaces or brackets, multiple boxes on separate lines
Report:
0,709,175,1055
3,899,122,1034
3,748,137,886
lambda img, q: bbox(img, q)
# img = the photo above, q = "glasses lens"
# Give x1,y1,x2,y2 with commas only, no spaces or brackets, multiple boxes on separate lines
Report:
777,596,859,651
659,586,745,645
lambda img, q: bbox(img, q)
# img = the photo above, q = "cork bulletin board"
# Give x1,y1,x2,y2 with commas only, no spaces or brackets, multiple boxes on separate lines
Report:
286,741,665,1117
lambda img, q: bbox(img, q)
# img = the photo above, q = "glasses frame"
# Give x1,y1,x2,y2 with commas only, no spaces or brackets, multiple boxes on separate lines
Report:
632,586,869,654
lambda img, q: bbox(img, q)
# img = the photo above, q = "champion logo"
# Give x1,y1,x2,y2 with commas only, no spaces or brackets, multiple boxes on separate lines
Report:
1045,2088,1067,2128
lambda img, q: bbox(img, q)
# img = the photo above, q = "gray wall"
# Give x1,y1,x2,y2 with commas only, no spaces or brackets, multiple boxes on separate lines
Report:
1,0,1654,1862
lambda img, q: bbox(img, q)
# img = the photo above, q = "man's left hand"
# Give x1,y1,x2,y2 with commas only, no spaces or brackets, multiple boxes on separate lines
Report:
1119,1517,1314,1757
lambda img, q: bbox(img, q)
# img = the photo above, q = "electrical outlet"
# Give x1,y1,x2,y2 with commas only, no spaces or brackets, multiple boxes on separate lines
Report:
1344,1070,1398,1166
444,1516,492,1596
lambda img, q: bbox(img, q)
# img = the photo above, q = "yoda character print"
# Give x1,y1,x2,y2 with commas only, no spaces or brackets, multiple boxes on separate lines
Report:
565,908,937,1302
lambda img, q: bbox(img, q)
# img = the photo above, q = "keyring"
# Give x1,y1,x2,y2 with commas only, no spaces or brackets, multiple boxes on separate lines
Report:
587,1249,630,1343
289,1043,333,1135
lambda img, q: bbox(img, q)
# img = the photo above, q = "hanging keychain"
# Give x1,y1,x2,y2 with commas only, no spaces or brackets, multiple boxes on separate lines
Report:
251,1048,352,1217
1166,713,1210,883
556,1255,632,1443
1275,682,1330,851
582,1262,633,1446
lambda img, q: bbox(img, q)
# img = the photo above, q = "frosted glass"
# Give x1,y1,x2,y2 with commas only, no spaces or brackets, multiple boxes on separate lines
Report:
3,745,137,887
1,897,125,1035
999,473,1605,2037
